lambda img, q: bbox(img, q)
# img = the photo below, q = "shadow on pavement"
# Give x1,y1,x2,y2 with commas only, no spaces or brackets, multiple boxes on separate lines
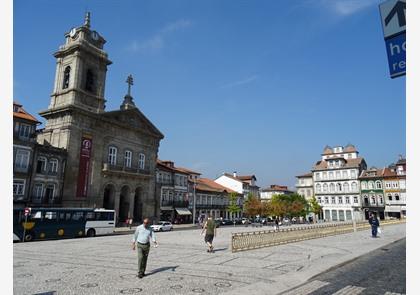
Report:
213,247,228,252
148,266,179,276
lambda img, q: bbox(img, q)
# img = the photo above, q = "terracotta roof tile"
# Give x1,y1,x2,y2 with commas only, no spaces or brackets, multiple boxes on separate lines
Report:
13,103,40,124
312,157,365,171
196,178,235,193
296,172,312,178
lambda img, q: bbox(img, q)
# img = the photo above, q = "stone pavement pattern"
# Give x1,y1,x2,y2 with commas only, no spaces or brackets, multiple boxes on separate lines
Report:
14,223,405,295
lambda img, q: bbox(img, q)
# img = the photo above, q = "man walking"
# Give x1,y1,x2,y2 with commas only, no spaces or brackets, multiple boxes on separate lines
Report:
201,215,216,253
368,212,380,238
132,218,157,278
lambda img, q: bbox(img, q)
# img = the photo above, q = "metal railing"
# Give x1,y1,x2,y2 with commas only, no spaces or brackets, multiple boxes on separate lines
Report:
231,219,405,252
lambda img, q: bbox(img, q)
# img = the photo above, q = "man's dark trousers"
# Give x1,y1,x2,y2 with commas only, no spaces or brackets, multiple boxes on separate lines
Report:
371,225,378,237
137,242,150,275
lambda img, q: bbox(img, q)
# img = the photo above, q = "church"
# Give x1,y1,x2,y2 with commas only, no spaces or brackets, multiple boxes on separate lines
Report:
36,13,164,223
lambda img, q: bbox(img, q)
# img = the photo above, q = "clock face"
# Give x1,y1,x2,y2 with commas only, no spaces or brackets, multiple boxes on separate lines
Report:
91,31,99,40
69,28,77,38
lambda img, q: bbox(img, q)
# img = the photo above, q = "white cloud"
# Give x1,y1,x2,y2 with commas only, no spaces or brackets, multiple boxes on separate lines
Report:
127,19,192,53
326,0,378,16
161,19,192,33
220,75,258,89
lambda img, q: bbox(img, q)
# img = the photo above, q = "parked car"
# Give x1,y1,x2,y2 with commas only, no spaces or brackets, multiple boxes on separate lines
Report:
221,219,234,226
150,221,173,232
214,219,221,228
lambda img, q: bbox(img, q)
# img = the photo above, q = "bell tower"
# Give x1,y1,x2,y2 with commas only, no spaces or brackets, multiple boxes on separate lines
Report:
47,12,112,113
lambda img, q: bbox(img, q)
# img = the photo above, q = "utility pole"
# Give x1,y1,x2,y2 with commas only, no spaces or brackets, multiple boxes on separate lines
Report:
192,178,196,225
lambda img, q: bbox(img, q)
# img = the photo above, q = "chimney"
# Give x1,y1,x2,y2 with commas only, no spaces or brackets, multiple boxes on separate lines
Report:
233,171,237,177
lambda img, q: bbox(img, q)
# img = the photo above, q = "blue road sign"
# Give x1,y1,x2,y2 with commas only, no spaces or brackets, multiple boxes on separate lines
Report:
385,33,406,78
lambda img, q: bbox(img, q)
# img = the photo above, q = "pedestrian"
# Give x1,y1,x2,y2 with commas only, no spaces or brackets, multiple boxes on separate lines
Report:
129,218,133,229
274,218,279,230
132,218,158,278
368,212,380,238
201,215,216,253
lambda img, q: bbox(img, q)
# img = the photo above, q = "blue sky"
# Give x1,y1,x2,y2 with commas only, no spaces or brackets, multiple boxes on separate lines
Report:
14,0,405,189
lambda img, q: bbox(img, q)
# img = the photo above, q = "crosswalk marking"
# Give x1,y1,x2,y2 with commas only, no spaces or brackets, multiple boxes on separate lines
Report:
384,292,404,295
282,280,330,295
332,285,365,295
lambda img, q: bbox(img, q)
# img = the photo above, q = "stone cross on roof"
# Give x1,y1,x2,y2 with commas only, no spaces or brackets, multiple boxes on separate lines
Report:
126,74,134,96
84,12,91,28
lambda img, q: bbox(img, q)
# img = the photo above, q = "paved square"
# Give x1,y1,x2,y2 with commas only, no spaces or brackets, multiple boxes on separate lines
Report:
14,224,405,295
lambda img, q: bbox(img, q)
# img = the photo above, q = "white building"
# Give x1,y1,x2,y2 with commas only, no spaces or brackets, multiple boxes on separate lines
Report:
313,144,367,221
260,185,293,202
295,173,314,201
214,172,258,198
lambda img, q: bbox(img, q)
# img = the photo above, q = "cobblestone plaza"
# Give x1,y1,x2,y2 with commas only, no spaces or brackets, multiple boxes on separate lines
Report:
14,224,405,295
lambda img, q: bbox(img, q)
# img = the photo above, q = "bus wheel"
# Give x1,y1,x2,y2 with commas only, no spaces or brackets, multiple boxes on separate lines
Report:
87,229,96,237
24,233,33,242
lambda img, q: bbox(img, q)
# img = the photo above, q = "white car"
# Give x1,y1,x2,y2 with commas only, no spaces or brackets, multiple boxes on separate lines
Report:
150,221,173,232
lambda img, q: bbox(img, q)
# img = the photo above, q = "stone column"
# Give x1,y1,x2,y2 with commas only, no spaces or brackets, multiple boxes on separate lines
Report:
128,191,135,219
114,190,121,222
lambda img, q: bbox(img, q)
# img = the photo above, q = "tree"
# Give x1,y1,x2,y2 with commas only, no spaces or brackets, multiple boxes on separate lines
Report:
227,192,242,226
243,194,262,217
308,196,322,221
270,193,308,218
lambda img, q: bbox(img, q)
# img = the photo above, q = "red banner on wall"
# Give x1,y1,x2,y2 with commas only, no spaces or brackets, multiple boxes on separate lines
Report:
76,136,92,198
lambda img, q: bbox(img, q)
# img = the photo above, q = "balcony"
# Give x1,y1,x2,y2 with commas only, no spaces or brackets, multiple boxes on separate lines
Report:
103,163,151,178
161,200,189,208
195,204,228,210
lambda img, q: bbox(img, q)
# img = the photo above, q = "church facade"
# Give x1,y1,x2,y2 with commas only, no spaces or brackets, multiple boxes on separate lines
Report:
36,13,164,222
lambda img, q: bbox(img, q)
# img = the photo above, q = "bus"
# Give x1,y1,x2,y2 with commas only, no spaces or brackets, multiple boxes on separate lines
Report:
13,207,116,242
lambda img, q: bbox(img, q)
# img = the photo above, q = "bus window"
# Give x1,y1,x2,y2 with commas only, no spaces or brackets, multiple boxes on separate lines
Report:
96,212,114,221
30,211,43,220
86,212,96,221
44,211,57,221
72,212,84,221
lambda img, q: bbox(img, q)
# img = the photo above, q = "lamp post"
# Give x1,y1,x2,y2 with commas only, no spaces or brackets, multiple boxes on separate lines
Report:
192,178,196,225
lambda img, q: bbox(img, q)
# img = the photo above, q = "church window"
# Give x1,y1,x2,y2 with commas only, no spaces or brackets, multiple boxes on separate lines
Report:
343,182,349,192
124,150,132,168
45,184,55,202
36,157,47,173
108,147,117,165
13,179,25,195
63,66,71,89
85,69,95,92
19,124,31,139
49,159,58,173
15,150,30,170
33,183,44,202
138,153,145,170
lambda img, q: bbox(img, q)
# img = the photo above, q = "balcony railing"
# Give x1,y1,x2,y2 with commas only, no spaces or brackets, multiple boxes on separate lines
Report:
195,204,228,209
161,201,189,208
103,163,150,176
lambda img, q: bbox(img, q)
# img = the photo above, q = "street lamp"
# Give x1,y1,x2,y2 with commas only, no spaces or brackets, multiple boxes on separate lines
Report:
192,178,196,225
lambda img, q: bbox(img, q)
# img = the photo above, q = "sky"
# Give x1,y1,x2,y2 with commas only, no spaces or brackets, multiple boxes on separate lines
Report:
13,0,406,189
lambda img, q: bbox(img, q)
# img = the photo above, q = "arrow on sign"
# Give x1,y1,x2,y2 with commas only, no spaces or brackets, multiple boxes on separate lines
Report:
385,0,406,27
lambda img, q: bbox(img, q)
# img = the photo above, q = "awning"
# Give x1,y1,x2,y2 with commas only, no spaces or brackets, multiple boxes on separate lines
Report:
385,205,402,212
175,208,192,215
160,206,174,211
